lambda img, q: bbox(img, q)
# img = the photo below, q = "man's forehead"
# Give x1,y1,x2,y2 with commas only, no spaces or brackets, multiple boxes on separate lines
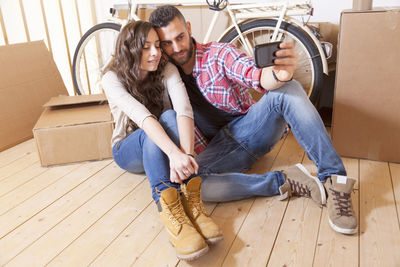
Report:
156,17,187,40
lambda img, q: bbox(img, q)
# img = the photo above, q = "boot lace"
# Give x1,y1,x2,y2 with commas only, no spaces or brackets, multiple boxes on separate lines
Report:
166,200,191,228
330,188,353,216
288,179,311,198
187,191,208,217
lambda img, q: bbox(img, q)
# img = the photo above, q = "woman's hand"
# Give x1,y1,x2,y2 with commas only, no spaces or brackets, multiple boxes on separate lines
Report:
168,150,199,184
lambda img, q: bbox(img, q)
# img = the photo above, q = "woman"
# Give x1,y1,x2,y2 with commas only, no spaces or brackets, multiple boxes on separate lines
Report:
101,21,222,261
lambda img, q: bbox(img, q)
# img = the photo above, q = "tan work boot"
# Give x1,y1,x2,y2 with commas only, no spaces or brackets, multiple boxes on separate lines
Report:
181,177,223,245
325,175,358,234
278,163,326,206
158,187,209,261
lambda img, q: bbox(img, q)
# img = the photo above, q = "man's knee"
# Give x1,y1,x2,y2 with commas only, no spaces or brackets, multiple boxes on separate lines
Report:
274,79,305,95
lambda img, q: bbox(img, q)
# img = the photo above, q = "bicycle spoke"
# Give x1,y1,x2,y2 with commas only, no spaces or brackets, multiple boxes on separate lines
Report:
74,27,119,95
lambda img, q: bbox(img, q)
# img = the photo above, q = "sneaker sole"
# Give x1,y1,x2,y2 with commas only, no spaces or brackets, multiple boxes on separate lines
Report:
328,218,358,235
176,245,209,261
295,163,327,205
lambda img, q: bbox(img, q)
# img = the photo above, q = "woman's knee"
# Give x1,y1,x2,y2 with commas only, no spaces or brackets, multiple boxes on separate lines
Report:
272,80,309,107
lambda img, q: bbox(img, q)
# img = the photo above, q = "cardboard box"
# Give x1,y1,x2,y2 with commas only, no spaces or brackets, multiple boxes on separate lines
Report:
33,94,113,166
0,41,67,151
332,8,400,163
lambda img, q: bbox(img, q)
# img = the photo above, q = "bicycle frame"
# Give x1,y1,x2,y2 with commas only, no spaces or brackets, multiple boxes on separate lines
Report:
112,0,329,74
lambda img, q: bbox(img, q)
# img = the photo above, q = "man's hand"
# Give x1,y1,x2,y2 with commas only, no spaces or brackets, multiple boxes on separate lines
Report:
169,150,199,184
272,41,298,81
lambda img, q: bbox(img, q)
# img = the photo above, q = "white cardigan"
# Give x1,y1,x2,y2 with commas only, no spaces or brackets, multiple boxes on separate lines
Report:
102,62,193,147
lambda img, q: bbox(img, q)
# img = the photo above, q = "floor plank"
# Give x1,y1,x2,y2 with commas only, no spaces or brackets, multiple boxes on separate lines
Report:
90,204,164,266
0,162,48,197
221,132,304,266
359,160,400,267
222,196,288,267
389,163,400,228
0,160,110,238
267,197,322,267
0,151,39,181
5,163,136,266
0,160,113,263
47,175,147,266
313,158,359,267
0,139,35,168
313,191,359,267
0,163,81,216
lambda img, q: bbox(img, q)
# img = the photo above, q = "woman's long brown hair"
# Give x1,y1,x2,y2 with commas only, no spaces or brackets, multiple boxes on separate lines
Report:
104,20,166,133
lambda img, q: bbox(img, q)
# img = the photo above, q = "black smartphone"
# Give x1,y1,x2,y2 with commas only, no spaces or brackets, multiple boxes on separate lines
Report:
254,41,283,68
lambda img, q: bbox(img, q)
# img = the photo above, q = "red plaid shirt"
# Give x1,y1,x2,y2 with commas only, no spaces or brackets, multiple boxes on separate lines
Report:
192,41,267,154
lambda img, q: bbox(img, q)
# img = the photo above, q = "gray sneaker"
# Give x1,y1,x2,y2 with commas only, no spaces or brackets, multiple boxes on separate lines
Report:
325,175,357,234
278,163,326,206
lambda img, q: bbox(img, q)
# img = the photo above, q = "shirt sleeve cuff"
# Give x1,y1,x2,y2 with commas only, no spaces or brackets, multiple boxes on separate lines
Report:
138,114,157,128
252,68,265,92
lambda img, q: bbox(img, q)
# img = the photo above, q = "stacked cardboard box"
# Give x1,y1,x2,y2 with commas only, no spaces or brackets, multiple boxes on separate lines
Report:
332,8,400,163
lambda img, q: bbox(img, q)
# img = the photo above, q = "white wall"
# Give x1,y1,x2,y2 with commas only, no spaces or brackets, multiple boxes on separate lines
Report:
311,0,400,24
107,0,400,25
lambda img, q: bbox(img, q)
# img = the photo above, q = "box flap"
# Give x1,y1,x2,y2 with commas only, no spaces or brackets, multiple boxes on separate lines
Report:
34,103,112,129
43,93,108,107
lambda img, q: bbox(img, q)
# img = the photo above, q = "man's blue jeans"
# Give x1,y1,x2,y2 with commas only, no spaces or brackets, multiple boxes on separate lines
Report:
112,110,182,202
196,80,346,202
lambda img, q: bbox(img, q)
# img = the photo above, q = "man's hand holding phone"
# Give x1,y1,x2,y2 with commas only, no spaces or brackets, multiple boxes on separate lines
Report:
255,41,299,89
272,41,298,82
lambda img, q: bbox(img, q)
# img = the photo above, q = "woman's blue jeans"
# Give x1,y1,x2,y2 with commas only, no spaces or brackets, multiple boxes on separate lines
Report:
112,110,182,202
194,80,346,202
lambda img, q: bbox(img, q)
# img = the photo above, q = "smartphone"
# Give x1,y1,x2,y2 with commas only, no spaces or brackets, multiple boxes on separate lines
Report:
254,41,283,68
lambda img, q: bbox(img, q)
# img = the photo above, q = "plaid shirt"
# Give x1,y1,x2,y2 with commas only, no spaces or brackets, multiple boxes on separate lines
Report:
192,41,267,154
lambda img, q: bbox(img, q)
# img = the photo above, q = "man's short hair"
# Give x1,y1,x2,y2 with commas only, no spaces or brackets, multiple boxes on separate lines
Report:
149,5,186,28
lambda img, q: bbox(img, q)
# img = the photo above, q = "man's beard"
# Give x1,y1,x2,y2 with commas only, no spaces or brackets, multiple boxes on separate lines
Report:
167,39,194,66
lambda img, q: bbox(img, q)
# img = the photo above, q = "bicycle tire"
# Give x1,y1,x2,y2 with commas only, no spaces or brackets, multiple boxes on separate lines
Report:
72,22,121,95
219,19,324,103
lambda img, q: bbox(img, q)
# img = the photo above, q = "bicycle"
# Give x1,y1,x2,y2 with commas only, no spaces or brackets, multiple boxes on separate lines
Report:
72,0,332,104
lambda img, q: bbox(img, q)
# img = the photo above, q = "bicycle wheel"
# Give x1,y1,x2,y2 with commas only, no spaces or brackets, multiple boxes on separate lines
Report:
220,19,324,103
72,22,121,95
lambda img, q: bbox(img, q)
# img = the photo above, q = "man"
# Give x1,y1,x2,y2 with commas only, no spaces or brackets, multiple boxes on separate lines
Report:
149,5,357,236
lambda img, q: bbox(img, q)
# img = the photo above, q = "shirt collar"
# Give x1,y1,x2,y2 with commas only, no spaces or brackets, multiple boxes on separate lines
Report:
193,39,205,78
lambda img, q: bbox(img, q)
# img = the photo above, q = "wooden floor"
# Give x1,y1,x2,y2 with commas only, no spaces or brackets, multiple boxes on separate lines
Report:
1,132,400,267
